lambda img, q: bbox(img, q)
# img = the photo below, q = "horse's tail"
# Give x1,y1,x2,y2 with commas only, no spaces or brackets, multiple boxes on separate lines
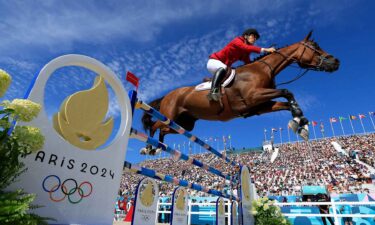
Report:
141,97,164,133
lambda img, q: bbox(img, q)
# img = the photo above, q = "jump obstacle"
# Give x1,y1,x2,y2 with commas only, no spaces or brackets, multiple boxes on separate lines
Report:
125,88,256,225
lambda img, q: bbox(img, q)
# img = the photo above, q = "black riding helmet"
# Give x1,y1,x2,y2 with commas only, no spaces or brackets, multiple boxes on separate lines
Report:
242,28,260,39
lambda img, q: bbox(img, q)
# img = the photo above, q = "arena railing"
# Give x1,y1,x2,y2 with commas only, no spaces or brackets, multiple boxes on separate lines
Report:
274,201,375,225
115,200,375,225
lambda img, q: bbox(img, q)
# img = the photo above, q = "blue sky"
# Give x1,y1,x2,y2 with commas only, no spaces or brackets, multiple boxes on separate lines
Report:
0,0,374,163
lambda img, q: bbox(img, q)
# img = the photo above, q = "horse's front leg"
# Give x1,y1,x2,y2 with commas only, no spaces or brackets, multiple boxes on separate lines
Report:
279,89,309,141
250,88,309,141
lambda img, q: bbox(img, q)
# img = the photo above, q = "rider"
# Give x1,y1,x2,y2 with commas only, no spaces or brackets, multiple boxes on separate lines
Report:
207,28,276,101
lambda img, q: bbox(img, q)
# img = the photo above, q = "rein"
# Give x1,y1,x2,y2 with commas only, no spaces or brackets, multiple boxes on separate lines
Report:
276,69,309,87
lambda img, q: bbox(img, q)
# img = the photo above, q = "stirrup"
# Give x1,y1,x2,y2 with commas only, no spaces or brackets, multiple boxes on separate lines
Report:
207,89,221,101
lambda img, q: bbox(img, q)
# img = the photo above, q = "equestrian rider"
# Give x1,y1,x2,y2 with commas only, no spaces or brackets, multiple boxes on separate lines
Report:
207,28,276,101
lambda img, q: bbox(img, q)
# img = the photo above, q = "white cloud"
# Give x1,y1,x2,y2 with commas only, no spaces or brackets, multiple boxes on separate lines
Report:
0,0,354,54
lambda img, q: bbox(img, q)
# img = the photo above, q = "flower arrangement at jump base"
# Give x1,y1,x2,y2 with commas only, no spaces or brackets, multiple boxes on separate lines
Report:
251,197,292,225
0,69,48,225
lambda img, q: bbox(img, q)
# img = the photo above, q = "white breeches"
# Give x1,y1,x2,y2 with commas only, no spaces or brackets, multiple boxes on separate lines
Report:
207,59,227,75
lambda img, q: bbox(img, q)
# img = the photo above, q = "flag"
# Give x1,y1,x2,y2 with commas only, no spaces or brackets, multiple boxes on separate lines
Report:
350,115,357,120
330,117,337,123
339,116,347,121
271,128,277,132
222,136,226,143
279,127,283,131
359,114,366,119
320,122,324,130
126,71,140,89
312,121,318,126
264,129,267,133
369,112,375,116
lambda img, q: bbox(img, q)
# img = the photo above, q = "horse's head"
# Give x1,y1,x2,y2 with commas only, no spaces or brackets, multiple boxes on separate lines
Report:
295,31,340,72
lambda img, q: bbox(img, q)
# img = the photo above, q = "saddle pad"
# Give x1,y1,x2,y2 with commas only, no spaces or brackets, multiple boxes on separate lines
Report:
195,69,235,91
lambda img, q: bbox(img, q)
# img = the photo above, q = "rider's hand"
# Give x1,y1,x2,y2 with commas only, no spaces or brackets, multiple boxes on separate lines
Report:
265,47,276,53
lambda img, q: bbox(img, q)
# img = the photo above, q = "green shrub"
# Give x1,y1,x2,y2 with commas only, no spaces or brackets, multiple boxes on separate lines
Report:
0,69,49,225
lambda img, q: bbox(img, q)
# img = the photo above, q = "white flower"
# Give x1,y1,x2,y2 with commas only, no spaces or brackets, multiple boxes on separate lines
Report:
2,99,41,122
0,69,12,97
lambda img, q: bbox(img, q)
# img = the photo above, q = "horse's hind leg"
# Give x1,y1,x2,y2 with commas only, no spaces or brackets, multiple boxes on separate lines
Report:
153,127,178,155
140,120,165,155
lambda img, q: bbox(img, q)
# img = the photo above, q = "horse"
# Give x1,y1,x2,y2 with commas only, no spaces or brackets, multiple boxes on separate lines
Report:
141,31,340,155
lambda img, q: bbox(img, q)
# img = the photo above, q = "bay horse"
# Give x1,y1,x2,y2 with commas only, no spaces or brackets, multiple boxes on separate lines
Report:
141,31,339,155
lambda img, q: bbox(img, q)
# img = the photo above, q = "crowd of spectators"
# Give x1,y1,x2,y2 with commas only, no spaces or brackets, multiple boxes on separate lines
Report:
119,133,375,199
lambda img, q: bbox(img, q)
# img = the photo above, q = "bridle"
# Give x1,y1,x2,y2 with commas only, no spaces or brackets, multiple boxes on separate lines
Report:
258,41,333,86
296,41,333,72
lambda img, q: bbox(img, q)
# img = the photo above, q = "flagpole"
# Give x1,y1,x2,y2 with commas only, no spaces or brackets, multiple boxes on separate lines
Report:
369,112,375,130
349,115,355,134
330,119,336,137
320,122,325,138
359,116,366,134
339,118,345,136
229,135,232,150
279,128,283,144
264,129,267,141
312,125,317,140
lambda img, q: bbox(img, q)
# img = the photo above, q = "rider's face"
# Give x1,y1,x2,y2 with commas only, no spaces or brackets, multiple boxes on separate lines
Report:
246,34,257,44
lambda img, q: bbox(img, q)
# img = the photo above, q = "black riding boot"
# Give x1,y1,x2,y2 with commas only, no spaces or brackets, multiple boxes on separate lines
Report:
207,68,226,101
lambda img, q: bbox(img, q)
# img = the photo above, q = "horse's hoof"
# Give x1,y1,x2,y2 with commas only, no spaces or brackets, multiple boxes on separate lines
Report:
288,119,299,133
140,148,147,155
298,128,309,141
155,148,162,155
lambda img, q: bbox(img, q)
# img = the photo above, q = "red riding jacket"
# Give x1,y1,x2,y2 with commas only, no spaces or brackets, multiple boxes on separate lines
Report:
210,36,262,67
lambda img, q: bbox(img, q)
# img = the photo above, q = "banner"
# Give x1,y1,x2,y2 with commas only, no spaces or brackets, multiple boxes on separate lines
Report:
8,55,132,224
171,187,188,225
239,165,255,225
132,178,159,225
216,197,226,225
231,200,239,225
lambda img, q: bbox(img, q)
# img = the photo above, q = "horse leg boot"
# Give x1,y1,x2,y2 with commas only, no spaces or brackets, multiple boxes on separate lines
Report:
207,68,226,101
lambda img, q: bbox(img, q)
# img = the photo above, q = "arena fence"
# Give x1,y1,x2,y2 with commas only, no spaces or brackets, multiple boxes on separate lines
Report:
114,200,375,225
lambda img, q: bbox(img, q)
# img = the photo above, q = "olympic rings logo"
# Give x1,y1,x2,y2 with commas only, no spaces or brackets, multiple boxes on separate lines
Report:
42,175,93,204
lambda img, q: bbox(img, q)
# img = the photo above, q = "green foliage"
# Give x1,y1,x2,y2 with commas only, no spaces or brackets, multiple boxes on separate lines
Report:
251,197,292,225
0,69,49,225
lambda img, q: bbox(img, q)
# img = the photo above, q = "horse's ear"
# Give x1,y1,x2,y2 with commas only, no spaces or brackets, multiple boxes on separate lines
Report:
303,30,313,41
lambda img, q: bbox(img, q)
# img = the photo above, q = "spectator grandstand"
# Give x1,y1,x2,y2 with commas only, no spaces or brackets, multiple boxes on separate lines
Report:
119,133,375,200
